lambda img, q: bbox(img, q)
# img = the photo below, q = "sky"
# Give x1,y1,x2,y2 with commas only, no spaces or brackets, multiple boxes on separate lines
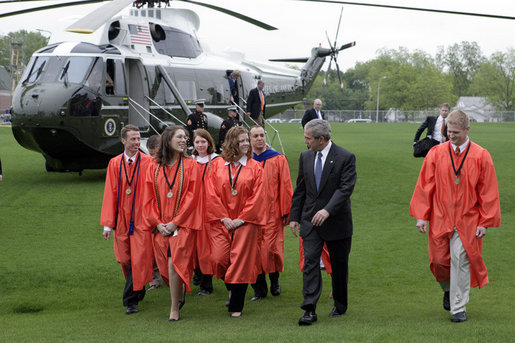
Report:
0,0,514,72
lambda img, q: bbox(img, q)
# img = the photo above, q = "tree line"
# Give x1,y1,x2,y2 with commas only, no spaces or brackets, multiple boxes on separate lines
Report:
306,41,514,112
1,31,513,111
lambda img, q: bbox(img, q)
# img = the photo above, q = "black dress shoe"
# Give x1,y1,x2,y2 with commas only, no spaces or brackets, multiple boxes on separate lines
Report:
250,296,265,301
298,311,317,326
126,304,138,314
329,307,346,317
168,317,180,322
443,291,450,311
451,311,467,322
270,281,281,296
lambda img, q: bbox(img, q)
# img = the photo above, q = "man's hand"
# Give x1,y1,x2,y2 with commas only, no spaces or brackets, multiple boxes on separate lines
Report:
416,219,427,233
282,214,290,226
476,226,487,238
289,221,300,237
311,209,329,227
103,230,111,240
246,112,251,117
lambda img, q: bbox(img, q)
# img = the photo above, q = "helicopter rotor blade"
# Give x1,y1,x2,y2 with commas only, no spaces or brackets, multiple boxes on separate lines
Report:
66,0,133,33
0,0,108,19
323,56,333,87
325,30,334,50
338,41,356,51
333,7,343,47
335,59,344,91
295,0,515,21
269,57,309,62
178,0,277,30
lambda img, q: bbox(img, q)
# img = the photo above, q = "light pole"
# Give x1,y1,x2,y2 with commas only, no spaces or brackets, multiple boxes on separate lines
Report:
376,76,387,123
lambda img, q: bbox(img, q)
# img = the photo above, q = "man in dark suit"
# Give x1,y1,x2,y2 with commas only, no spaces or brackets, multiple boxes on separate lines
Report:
301,99,325,128
413,103,451,145
246,80,266,127
290,119,357,326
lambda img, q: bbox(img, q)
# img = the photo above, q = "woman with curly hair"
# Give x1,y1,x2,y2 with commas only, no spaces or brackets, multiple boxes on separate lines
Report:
206,126,266,317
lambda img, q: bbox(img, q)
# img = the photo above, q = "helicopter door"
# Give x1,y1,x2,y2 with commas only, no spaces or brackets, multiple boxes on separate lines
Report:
126,59,149,131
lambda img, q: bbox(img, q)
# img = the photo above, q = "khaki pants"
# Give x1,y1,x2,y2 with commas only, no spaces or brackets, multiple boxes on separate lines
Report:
439,227,470,314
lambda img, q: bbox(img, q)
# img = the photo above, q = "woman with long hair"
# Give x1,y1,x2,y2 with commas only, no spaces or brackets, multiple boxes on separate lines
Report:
143,125,201,322
191,129,223,295
206,126,266,317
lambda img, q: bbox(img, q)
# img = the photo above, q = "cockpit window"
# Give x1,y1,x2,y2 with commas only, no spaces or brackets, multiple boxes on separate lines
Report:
23,56,95,85
84,58,104,94
59,57,94,85
24,56,50,83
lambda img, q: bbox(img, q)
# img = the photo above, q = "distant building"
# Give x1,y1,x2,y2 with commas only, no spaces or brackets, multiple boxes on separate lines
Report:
454,97,494,122
0,66,12,112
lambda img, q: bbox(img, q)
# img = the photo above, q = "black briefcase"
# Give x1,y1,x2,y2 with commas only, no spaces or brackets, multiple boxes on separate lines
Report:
413,137,439,158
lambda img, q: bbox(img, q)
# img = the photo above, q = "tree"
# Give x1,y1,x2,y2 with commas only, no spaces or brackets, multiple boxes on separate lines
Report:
469,49,515,111
0,30,49,69
436,41,485,97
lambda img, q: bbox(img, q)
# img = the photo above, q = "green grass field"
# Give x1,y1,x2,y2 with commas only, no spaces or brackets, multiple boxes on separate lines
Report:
1,123,513,342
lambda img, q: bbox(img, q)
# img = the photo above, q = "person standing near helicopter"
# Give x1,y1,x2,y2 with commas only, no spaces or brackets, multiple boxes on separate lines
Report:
101,124,154,315
186,99,208,146
218,106,241,151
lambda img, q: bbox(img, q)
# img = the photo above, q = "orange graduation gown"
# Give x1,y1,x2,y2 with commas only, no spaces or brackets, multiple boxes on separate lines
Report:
100,152,153,291
206,158,266,283
255,152,293,273
409,141,501,288
143,157,201,291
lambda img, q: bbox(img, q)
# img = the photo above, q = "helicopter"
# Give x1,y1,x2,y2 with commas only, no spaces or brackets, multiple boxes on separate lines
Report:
4,1,513,173
7,0,357,172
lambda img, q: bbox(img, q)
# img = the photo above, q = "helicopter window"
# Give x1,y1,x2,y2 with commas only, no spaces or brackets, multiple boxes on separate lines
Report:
177,80,196,101
25,57,49,83
39,57,62,83
69,88,101,117
152,26,202,58
114,60,126,95
105,59,126,96
154,75,175,104
85,58,104,94
59,57,93,85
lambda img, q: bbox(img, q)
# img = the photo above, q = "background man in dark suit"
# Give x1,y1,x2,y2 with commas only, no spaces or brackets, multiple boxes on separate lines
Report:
413,103,451,145
301,99,325,128
246,80,266,126
290,119,357,326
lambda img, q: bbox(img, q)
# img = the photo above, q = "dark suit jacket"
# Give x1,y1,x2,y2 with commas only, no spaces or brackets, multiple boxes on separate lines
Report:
414,116,448,142
301,108,325,128
290,143,356,241
246,87,265,119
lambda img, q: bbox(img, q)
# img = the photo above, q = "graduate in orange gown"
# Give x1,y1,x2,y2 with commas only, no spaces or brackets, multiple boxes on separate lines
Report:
101,124,153,315
248,126,293,300
191,129,222,295
143,126,201,322
410,110,500,323
206,126,266,317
